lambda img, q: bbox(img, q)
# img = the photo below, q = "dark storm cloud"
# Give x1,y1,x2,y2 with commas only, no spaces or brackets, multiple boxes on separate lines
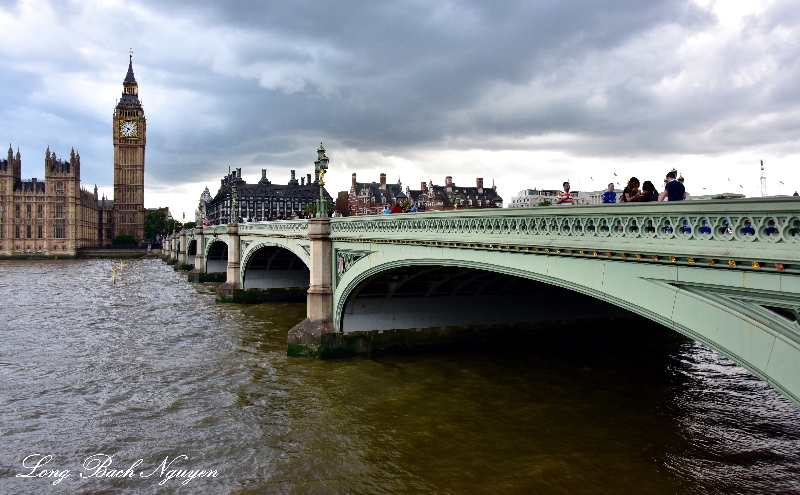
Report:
136,0,723,182
2,0,798,193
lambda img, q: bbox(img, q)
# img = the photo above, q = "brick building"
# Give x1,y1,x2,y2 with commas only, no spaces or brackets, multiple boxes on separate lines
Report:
405,176,503,211
348,173,407,215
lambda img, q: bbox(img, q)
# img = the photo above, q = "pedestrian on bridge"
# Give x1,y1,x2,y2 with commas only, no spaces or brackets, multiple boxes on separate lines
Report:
640,181,659,202
621,177,643,203
556,182,573,205
601,183,616,204
660,170,686,201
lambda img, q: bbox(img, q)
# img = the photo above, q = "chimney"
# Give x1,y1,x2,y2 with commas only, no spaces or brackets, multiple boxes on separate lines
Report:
380,173,386,189
291,170,295,180
262,169,266,179
421,181,427,193
236,168,241,178
476,178,483,191
301,177,305,185
445,176,453,187
307,173,312,184
352,172,357,186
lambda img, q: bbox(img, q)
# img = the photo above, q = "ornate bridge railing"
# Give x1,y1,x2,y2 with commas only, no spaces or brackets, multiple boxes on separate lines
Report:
330,198,800,271
204,220,309,237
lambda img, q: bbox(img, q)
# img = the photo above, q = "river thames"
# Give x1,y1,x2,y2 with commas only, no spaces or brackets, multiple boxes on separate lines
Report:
1,259,799,494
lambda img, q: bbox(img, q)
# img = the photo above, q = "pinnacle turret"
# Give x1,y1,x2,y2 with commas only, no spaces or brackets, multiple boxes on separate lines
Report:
124,53,137,85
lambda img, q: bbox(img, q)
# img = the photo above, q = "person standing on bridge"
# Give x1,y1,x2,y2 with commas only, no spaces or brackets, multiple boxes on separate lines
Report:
660,170,686,201
556,182,573,205
601,183,616,204
621,177,643,203
390,201,404,214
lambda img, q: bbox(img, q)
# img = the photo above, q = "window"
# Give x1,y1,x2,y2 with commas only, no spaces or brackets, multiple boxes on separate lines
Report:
37,205,43,219
16,204,21,218
106,229,112,240
57,182,64,193
26,205,32,219
37,226,43,238
55,226,65,239
55,205,64,219
26,225,32,238
15,225,20,238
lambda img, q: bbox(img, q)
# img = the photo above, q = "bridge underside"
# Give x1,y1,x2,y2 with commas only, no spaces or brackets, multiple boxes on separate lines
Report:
342,266,632,332
243,246,309,290
206,241,228,273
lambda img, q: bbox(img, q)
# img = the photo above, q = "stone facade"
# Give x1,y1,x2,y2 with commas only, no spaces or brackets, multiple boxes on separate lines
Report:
0,56,146,255
205,168,332,224
113,55,147,242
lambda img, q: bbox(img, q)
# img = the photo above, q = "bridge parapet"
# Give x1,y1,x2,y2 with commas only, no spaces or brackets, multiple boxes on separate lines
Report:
234,220,308,236
330,198,800,268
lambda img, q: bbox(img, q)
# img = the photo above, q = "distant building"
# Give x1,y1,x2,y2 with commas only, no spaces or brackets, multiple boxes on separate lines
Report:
508,188,593,207
205,168,331,224
348,173,407,215
405,177,503,211
195,187,212,224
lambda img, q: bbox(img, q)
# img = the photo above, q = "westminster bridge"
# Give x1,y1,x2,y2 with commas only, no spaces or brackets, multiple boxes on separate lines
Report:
162,198,800,407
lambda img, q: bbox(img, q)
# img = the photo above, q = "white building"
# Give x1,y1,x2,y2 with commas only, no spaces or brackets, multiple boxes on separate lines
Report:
508,188,595,207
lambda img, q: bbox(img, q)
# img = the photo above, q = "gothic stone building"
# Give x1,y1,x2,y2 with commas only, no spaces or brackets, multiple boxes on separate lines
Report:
205,168,332,224
0,56,146,255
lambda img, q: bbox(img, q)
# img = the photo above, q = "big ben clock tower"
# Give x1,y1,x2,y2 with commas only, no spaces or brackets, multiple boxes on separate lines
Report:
113,53,146,242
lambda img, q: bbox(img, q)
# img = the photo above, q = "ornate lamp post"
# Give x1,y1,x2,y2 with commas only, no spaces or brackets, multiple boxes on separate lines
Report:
230,183,238,225
314,142,329,218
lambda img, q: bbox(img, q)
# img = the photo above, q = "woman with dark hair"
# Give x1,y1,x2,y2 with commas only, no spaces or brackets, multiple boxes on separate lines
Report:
621,177,643,203
640,181,659,202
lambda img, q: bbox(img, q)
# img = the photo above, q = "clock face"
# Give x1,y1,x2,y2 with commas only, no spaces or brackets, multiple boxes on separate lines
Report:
120,120,138,138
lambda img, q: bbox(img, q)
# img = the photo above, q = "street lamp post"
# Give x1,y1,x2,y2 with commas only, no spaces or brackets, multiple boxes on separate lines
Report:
314,142,329,218
230,183,238,225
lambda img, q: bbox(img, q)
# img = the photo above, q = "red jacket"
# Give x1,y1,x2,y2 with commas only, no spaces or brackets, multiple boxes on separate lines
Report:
390,205,404,213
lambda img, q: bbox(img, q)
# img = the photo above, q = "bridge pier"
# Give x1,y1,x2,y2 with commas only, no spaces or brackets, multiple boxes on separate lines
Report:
187,228,206,282
176,230,187,266
165,234,177,264
216,224,242,301
287,217,338,357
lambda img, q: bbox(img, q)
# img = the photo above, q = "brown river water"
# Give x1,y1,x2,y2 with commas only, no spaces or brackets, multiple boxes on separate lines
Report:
0,259,799,494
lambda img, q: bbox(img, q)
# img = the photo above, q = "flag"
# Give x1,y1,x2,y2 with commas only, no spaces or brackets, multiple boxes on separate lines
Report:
740,185,743,188
613,173,617,176
780,181,785,184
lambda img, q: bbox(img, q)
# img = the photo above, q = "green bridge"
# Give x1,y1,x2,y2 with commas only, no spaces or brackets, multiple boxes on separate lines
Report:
163,198,800,407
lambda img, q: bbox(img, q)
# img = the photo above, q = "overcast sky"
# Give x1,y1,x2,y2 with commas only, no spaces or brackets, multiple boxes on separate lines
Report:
1,0,798,217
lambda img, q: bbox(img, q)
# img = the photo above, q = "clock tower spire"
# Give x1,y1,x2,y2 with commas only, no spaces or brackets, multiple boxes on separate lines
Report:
113,50,146,243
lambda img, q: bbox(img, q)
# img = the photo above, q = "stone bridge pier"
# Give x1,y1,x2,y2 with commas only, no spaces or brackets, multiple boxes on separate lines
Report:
217,223,241,299
287,218,336,354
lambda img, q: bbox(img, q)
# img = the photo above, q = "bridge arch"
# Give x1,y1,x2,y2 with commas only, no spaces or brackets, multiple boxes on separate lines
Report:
205,239,228,273
187,239,197,266
241,243,310,290
333,247,800,406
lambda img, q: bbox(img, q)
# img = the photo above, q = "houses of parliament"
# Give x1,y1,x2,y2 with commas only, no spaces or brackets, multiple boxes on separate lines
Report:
0,56,146,256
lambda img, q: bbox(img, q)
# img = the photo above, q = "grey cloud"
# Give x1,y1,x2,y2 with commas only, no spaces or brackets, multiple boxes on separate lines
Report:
2,0,798,193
